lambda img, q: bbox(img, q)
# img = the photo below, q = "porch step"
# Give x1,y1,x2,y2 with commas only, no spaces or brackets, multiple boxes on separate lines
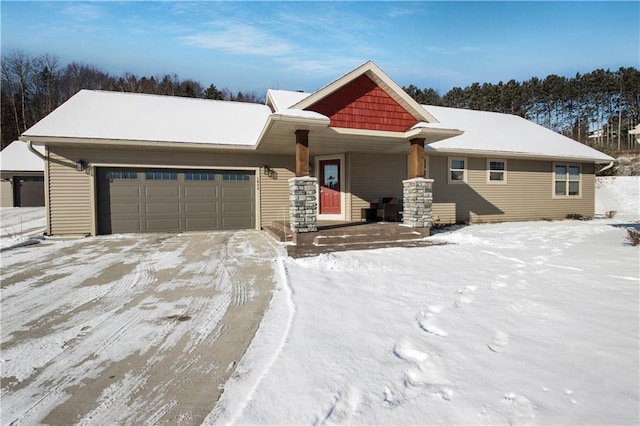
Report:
313,230,424,246
287,238,445,258
265,221,437,257
263,223,293,243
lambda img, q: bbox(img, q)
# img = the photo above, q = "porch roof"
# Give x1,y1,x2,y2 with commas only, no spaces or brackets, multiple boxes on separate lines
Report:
254,118,462,155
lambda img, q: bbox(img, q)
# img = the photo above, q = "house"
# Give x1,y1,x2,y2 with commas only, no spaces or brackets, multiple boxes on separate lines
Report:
0,140,45,207
19,61,613,239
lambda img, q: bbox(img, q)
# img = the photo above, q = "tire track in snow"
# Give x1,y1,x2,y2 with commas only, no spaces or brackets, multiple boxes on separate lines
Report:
1,237,174,424
218,255,295,425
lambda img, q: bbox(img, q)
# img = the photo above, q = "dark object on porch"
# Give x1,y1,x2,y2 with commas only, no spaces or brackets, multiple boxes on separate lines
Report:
361,208,377,222
371,197,399,222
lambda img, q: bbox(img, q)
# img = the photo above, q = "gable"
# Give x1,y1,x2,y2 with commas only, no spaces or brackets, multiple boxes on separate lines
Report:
305,74,418,132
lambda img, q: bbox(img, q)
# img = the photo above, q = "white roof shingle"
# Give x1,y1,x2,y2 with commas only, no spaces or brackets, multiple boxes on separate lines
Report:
0,140,45,172
21,88,614,163
423,105,613,162
23,90,272,147
267,89,311,112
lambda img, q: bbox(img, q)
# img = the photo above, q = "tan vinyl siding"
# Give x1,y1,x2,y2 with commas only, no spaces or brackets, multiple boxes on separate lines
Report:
0,179,14,207
348,153,406,221
430,155,596,223
48,150,93,235
47,146,294,235
432,202,456,224
260,166,295,226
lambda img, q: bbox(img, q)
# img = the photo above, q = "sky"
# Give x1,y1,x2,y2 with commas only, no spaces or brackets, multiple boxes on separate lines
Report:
1,1,638,95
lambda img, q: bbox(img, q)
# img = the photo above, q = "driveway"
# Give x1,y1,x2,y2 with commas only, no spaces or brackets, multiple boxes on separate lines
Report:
1,230,283,425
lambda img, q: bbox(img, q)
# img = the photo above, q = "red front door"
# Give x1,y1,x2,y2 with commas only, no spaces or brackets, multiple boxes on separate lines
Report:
319,159,341,215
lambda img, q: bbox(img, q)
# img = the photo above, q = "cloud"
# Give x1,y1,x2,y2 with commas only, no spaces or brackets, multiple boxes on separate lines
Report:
387,7,415,18
182,22,293,56
278,56,366,80
423,44,504,56
60,3,103,20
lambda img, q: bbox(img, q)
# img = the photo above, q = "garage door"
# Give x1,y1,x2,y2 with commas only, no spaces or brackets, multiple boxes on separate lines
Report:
14,176,45,207
97,168,255,234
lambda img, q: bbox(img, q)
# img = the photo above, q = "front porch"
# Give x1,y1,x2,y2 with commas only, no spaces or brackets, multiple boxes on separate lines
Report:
264,220,441,257
256,62,463,242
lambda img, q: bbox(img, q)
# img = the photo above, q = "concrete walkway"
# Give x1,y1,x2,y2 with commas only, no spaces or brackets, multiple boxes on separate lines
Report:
0,230,283,425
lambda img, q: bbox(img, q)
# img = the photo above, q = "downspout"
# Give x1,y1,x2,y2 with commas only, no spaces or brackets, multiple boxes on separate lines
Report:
27,140,51,236
27,140,47,161
596,161,614,175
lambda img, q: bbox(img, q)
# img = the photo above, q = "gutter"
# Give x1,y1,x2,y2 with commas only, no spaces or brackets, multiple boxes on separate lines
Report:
21,136,255,151
27,140,47,161
596,161,615,174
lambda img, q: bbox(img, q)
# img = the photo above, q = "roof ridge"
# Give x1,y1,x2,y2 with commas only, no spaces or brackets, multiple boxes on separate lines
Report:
80,89,267,108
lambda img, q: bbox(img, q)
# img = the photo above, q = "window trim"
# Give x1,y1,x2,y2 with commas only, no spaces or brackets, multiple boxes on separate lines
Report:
487,158,507,184
553,163,582,198
448,156,467,184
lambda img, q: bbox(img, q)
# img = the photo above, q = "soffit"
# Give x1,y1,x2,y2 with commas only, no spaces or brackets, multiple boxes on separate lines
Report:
255,120,457,156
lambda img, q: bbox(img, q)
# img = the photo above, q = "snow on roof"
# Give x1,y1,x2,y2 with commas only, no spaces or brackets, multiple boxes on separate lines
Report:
273,109,330,122
20,87,615,163
267,89,311,112
0,140,44,172
423,105,614,162
23,90,272,146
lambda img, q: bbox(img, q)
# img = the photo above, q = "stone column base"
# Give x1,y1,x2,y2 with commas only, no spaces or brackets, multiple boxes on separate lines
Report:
289,176,318,233
402,178,433,228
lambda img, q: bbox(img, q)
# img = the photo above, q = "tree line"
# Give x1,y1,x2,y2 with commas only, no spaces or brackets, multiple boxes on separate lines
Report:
1,50,263,148
2,50,639,153
404,67,640,153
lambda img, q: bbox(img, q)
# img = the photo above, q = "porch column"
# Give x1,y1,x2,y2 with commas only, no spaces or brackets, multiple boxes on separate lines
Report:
408,137,425,179
402,178,433,228
289,129,317,233
295,129,310,177
403,137,431,229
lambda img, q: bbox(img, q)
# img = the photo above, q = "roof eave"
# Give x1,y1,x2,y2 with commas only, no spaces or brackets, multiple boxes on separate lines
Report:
19,135,256,151
406,127,464,143
253,112,331,151
425,146,615,163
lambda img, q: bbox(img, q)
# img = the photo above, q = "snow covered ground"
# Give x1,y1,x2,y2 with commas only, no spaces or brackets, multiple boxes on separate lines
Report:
1,231,281,424
210,177,639,425
0,207,46,250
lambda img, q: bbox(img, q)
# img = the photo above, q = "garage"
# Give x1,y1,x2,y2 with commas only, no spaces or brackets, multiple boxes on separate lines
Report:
13,176,45,207
97,168,255,234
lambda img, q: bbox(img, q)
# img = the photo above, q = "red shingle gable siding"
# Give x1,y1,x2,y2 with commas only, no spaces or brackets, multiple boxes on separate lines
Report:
307,75,417,132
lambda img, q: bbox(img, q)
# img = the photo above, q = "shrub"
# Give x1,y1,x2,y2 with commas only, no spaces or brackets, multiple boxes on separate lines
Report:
605,210,617,219
626,228,640,246
566,213,592,221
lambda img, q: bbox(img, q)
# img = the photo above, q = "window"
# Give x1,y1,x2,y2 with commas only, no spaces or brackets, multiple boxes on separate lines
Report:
223,172,250,181
448,157,467,183
554,164,580,196
487,159,506,183
185,172,216,181
146,171,177,180
110,171,138,180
